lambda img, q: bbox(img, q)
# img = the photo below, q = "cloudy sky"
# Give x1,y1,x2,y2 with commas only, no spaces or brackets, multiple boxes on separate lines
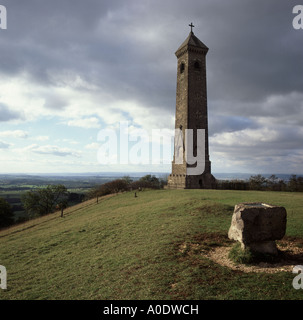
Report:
0,0,302,174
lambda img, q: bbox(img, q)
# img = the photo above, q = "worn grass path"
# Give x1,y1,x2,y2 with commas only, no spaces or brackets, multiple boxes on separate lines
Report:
1,189,303,300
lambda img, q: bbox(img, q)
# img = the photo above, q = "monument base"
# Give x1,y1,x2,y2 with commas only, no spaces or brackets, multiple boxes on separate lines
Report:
167,172,216,189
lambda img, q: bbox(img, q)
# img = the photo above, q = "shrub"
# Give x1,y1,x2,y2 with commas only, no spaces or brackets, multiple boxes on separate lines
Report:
89,179,130,199
228,243,255,264
130,175,162,190
228,243,281,264
0,197,15,229
21,184,69,217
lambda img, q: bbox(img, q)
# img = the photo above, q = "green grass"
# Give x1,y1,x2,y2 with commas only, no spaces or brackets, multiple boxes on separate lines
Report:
228,243,282,265
0,189,303,300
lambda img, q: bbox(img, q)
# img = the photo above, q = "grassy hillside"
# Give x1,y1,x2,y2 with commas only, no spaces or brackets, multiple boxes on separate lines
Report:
0,189,303,300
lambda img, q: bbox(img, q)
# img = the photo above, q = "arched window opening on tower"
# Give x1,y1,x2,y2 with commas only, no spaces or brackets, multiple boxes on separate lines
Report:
180,63,185,74
194,61,200,70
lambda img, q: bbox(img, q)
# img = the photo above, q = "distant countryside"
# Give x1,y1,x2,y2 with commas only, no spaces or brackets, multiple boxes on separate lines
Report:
0,172,302,230
0,173,167,227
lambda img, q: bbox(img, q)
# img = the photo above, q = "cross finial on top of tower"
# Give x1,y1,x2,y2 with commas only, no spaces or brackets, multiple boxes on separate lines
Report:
189,22,194,33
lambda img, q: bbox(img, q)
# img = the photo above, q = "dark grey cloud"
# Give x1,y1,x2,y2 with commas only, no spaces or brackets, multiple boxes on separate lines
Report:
0,103,22,122
2,0,302,108
209,115,259,136
0,0,302,173
209,91,303,123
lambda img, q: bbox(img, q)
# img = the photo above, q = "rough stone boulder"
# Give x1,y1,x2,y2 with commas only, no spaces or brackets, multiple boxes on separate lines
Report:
228,202,287,255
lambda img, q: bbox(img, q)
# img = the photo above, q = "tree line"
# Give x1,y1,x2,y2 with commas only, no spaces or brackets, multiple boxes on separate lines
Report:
86,175,166,199
1,174,302,230
215,174,303,192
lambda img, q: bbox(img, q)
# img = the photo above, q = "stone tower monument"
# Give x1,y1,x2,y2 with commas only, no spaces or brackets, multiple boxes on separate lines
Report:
167,24,216,189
